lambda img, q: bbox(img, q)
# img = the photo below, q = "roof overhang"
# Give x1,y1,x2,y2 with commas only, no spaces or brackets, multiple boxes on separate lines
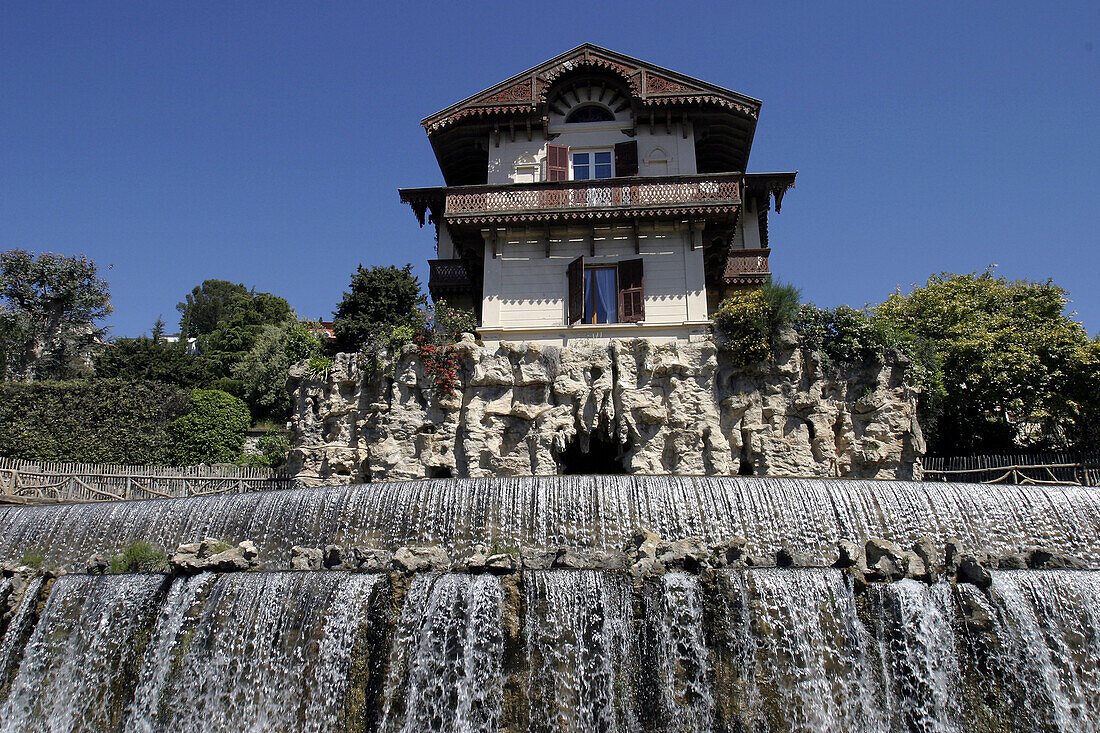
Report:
421,44,763,186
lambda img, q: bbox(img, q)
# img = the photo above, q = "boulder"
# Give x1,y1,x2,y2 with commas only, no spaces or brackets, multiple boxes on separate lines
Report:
865,538,904,568
485,553,520,574
392,546,450,573
323,544,345,569
657,539,709,573
171,539,258,574
956,555,992,589
290,546,324,571
997,553,1029,570
553,549,625,570
959,590,994,632
911,536,937,572
85,553,110,575
347,548,393,572
834,540,863,569
628,529,662,561
709,536,747,567
1028,547,1088,570
521,548,558,570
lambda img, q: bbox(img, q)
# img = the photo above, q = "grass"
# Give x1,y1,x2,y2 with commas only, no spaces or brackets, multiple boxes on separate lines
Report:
109,541,169,574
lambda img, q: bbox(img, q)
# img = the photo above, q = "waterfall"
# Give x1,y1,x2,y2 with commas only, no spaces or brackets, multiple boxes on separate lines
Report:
867,580,963,732
4,475,1100,730
0,576,44,697
0,574,167,732
643,572,713,732
380,573,504,733
987,570,1100,732
723,568,884,732
525,570,635,732
4,477,1100,570
124,571,383,732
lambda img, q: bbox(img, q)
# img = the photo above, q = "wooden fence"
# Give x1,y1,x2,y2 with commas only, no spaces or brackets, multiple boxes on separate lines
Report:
0,457,298,503
921,451,1100,486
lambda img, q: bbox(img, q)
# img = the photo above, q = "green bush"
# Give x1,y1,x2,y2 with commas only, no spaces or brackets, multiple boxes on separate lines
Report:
794,304,907,364
305,355,334,378
0,379,191,464
712,290,776,367
109,542,168,574
20,551,44,569
169,389,251,465
243,430,291,469
713,281,802,368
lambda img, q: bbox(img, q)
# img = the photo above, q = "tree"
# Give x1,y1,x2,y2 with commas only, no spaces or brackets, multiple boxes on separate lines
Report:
93,337,211,388
0,250,112,381
151,317,166,343
876,268,1095,454
332,264,425,352
169,389,251,465
177,280,296,380
177,280,249,338
232,322,320,422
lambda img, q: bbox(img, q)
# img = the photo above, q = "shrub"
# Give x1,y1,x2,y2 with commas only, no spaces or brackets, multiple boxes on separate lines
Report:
109,541,168,574
243,430,291,469
20,551,44,569
712,290,774,367
430,300,478,338
305,356,334,378
169,389,251,465
0,379,191,464
794,304,907,364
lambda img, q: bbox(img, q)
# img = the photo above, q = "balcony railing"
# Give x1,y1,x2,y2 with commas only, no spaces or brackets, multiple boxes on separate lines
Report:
723,248,770,284
443,173,741,223
428,259,474,297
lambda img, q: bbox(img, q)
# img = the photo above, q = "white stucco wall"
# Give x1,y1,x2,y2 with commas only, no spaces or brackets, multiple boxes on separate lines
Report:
478,224,709,345
487,117,697,185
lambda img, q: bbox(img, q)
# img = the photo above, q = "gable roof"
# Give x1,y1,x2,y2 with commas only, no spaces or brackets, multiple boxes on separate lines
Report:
422,43,761,132
420,44,763,185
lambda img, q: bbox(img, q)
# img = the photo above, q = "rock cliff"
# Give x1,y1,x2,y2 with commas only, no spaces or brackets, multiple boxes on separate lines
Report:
287,333,924,484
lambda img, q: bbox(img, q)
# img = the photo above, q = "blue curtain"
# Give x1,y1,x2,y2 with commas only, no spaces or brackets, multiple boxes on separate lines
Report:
585,268,617,323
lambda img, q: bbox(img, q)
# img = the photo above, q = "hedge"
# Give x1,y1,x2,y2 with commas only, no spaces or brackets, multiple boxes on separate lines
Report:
0,380,249,466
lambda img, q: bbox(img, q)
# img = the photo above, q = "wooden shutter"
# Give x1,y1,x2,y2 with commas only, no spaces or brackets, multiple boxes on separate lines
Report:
547,144,569,181
567,256,585,324
614,140,638,177
618,258,644,322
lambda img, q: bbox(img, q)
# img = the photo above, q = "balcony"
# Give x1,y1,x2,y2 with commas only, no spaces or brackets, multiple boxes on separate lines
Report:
723,248,770,285
428,258,475,300
440,173,741,226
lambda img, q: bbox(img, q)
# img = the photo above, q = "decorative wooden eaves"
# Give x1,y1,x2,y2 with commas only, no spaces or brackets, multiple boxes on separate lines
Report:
744,172,797,213
420,43,762,134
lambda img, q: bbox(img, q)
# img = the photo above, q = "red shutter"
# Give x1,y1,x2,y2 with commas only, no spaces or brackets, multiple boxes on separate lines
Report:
618,258,645,323
567,256,585,324
614,141,638,177
547,144,569,181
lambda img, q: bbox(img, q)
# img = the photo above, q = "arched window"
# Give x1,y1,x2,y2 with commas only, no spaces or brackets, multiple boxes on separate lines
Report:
565,104,615,123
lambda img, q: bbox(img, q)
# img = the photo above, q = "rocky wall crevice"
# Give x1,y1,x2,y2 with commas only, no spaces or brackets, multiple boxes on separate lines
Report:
287,333,924,485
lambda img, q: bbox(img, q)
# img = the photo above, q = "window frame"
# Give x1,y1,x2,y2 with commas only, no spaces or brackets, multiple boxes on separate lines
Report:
570,148,614,181
582,264,619,324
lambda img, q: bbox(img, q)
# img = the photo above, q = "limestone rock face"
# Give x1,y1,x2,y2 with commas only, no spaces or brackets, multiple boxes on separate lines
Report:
287,336,923,484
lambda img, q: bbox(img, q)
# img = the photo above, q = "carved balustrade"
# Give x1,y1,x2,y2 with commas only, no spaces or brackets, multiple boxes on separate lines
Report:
442,173,741,224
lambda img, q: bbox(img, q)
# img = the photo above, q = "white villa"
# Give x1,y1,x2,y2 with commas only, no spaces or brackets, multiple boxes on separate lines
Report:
400,44,795,345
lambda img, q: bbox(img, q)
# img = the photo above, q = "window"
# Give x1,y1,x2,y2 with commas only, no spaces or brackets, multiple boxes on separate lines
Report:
583,266,617,323
567,257,645,325
565,105,615,123
572,150,613,180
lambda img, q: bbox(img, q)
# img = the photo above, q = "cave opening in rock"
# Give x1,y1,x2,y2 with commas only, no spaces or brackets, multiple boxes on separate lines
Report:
428,466,453,479
557,432,629,475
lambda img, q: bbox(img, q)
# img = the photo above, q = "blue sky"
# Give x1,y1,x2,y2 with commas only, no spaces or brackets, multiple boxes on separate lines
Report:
2,1,1097,337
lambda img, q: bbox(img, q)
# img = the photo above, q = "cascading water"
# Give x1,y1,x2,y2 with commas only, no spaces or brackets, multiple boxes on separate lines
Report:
645,572,714,732
524,570,635,732
720,568,884,732
4,476,1100,569
380,573,504,733
4,476,1100,731
1,574,167,732
986,571,1100,732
